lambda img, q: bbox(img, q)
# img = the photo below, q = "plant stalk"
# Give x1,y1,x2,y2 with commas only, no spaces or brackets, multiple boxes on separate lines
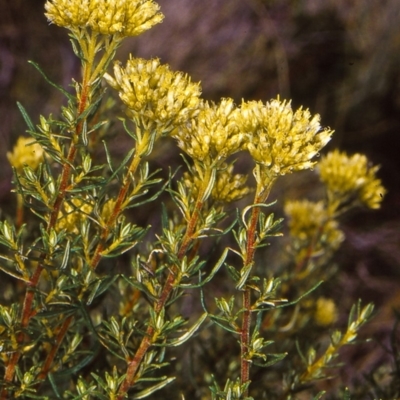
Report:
116,168,211,399
0,56,93,399
240,179,272,396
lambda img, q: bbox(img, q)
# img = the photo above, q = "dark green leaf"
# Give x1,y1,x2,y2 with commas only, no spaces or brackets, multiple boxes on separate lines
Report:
16,102,35,131
28,60,74,100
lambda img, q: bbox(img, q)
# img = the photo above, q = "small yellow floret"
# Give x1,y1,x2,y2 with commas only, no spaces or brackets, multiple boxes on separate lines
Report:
314,297,338,326
318,150,386,210
236,98,333,176
45,0,164,37
7,137,44,172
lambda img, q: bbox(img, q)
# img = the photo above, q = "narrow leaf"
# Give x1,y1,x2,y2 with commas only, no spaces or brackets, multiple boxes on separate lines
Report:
179,247,229,289
16,102,35,131
275,281,324,309
132,377,176,399
60,240,70,270
169,313,207,346
236,263,253,290
28,60,74,100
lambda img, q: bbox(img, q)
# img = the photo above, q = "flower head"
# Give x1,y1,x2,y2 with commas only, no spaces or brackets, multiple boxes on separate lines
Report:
45,0,164,37
105,58,201,134
314,297,338,327
211,164,252,203
183,163,251,204
56,198,94,234
317,150,386,210
284,199,344,255
7,137,44,172
174,98,244,165
236,98,333,176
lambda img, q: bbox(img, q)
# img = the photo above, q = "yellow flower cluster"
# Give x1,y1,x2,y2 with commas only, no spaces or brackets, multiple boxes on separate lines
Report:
318,150,386,210
56,198,94,234
45,0,164,37
105,58,201,133
183,164,251,204
284,200,344,251
314,297,338,327
7,137,44,172
211,165,252,203
174,98,243,165
57,197,115,233
236,99,333,176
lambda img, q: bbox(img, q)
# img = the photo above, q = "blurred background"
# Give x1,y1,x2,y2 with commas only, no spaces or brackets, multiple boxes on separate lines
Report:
1,0,400,396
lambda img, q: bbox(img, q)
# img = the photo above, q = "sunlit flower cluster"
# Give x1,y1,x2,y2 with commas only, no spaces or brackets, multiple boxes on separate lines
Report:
45,0,164,37
183,164,251,203
56,198,94,234
211,165,252,203
105,58,201,133
7,137,44,172
174,98,244,165
57,198,117,233
314,297,338,327
284,200,344,252
318,150,386,210
236,98,333,176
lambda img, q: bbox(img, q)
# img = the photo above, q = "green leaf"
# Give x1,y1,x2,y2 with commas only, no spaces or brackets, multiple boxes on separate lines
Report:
168,313,207,346
179,247,229,289
47,373,63,399
225,264,240,282
241,200,277,229
124,178,167,209
341,387,351,400
208,314,239,335
16,102,35,131
132,377,176,399
161,202,169,230
313,391,327,400
236,263,253,290
252,352,287,368
28,60,74,100
275,281,324,309
54,346,100,378
100,145,135,194
120,117,137,140
103,140,115,173
0,262,29,282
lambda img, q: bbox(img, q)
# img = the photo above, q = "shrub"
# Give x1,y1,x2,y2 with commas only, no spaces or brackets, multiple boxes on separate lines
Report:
0,1,386,399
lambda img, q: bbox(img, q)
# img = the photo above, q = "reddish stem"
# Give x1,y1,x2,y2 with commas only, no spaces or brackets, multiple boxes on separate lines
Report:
240,182,271,395
0,77,90,400
38,315,74,380
116,180,206,399
240,202,261,389
89,150,142,270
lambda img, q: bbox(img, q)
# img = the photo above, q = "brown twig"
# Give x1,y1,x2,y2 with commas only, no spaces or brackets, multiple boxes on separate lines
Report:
90,150,142,270
38,315,74,380
240,198,261,390
116,169,210,399
240,182,272,396
0,73,90,400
